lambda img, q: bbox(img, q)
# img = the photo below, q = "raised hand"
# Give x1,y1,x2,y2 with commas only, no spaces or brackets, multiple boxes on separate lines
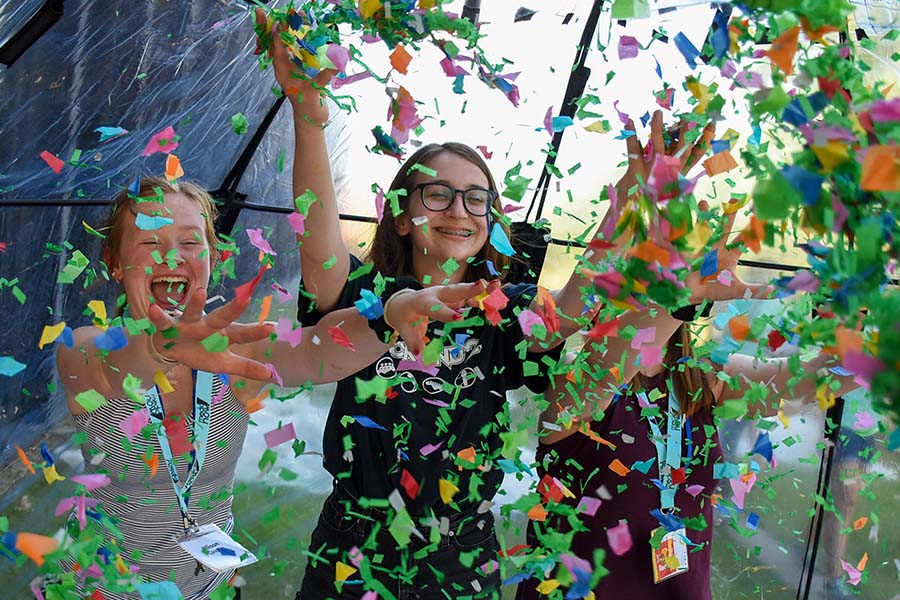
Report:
385,281,495,355
147,288,274,380
255,7,334,126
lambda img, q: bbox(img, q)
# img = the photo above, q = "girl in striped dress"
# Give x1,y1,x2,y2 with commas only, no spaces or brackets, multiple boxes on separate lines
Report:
53,176,487,599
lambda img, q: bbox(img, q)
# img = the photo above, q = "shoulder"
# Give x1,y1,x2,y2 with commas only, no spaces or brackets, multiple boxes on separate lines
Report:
500,282,538,307
57,326,112,410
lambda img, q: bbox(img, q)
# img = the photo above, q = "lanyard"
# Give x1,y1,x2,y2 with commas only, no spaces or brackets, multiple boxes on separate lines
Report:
644,382,683,512
144,370,214,528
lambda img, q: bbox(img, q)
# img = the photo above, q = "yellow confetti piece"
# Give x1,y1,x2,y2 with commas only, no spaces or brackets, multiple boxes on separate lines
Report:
359,0,382,19
777,408,790,429
42,464,65,485
585,120,611,134
115,554,129,575
810,142,849,172
816,385,835,411
685,76,711,114
335,561,357,582
418,0,436,9
38,322,67,349
88,300,108,330
535,579,560,594
439,478,459,504
154,370,175,393
683,220,712,254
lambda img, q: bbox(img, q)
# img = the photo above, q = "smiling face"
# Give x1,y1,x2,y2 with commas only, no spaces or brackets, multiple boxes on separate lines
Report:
394,151,491,283
108,192,214,319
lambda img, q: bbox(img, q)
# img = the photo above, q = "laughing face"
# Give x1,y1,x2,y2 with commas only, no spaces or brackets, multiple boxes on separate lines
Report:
109,192,213,319
395,151,491,283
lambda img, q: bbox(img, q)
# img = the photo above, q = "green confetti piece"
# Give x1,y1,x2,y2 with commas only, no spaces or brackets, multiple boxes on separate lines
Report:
440,257,459,275
258,448,277,473
278,468,298,481
74,389,107,412
11,286,25,305
201,332,229,352
0,516,8,532
231,112,248,135
57,250,90,284
322,255,337,270
294,189,318,215
71,431,88,445
291,438,307,457
407,162,438,177
122,374,144,405
420,337,443,366
388,508,414,547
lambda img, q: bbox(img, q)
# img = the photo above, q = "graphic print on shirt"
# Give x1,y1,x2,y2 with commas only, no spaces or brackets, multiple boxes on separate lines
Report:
373,334,483,396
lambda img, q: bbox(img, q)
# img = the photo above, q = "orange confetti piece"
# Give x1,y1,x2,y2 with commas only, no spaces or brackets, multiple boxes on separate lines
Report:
15,532,59,566
630,240,671,267
15,445,35,475
257,294,272,323
142,453,159,478
165,153,184,181
245,389,268,414
857,552,868,572
390,45,412,74
835,326,863,358
728,315,750,340
457,446,476,464
527,503,548,522
860,145,900,192
608,458,630,476
740,215,765,253
852,517,868,530
767,26,800,75
703,150,739,176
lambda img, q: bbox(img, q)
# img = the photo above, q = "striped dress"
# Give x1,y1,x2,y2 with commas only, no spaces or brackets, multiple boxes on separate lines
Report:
73,376,248,599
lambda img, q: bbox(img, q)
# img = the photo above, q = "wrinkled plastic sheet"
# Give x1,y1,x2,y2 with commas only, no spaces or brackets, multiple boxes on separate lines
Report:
0,0,354,459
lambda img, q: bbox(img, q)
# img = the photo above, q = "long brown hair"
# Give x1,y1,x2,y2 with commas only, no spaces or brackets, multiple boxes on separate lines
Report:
103,175,221,272
644,322,717,417
365,142,510,282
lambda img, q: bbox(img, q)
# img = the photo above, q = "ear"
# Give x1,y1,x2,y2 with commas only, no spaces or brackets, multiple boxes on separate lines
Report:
394,213,412,237
102,248,120,282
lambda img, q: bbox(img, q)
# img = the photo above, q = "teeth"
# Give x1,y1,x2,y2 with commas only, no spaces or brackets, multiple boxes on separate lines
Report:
152,275,188,284
437,228,473,237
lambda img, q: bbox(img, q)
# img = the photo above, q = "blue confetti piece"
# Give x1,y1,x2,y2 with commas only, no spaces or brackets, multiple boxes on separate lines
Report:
711,139,731,154
352,415,388,431
95,126,128,142
0,356,26,377
674,32,700,69
751,431,773,463
40,442,55,466
746,512,760,530
710,8,730,60
1,532,19,559
632,458,655,474
135,213,174,231
650,508,684,532
486,259,499,277
700,250,719,278
639,111,652,127
453,74,465,95
61,326,74,348
135,581,184,600
654,56,662,79
94,327,128,351
489,222,516,257
355,289,384,320
749,124,762,147
128,177,141,196
713,461,741,480
781,165,824,206
551,115,574,132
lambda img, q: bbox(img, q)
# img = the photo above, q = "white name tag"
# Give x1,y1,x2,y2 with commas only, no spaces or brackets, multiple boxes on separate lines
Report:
651,526,689,583
177,523,258,572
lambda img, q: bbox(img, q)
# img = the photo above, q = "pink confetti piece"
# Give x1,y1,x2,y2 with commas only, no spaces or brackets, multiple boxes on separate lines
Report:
398,357,439,376
119,408,150,440
420,442,443,456
40,150,65,174
840,559,862,585
440,56,469,77
577,496,602,516
638,345,662,369
326,44,350,72
361,592,378,600
331,71,374,90
424,398,450,408
272,283,294,303
852,411,876,431
263,422,297,448
618,35,640,59
374,189,385,223
476,145,493,159
141,125,179,156
71,473,111,491
288,212,306,235
247,228,277,256
607,520,633,555
630,327,656,349
266,362,284,387
543,105,555,136
717,269,733,286
276,317,304,348
517,309,545,336
842,350,884,381
685,484,705,497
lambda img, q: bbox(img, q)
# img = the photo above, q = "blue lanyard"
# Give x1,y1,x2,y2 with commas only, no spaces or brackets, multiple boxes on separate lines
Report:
644,383,683,512
144,370,214,527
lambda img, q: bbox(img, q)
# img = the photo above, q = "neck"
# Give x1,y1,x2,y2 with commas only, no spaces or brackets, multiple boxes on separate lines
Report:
638,364,664,378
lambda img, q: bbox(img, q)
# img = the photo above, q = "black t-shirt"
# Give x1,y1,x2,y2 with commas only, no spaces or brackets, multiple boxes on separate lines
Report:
299,255,562,515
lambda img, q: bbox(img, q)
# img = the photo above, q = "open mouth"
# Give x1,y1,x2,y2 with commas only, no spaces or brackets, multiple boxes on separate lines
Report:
434,227,475,238
151,275,189,310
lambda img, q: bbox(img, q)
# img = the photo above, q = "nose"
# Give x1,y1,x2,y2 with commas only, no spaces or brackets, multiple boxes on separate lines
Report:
446,190,468,218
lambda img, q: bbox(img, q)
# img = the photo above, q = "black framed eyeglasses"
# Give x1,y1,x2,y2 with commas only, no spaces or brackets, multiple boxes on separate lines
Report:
412,183,497,217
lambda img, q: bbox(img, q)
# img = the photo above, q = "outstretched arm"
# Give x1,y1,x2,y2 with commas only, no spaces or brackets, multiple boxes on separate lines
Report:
257,8,349,312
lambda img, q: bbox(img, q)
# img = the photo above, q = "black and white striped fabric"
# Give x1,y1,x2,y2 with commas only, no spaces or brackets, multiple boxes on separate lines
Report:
73,375,248,599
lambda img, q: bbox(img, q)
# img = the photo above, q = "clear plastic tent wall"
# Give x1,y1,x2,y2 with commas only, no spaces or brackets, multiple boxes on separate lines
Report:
1,0,899,599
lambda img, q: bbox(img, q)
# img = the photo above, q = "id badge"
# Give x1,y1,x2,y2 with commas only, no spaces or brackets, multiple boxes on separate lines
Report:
177,523,258,572
651,527,689,584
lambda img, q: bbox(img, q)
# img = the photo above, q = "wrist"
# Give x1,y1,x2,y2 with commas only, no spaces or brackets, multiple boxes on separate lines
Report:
147,333,178,367
365,277,423,342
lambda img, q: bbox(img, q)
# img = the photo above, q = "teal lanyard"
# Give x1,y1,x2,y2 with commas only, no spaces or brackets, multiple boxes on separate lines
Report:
144,370,214,527
644,384,683,512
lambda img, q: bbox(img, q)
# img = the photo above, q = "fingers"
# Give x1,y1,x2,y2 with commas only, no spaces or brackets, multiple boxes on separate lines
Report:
180,288,207,324
624,119,641,160
650,110,666,156
434,281,489,306
254,7,267,29
147,303,176,332
686,122,715,171
393,320,426,356
204,294,250,331
218,352,273,382
224,322,275,345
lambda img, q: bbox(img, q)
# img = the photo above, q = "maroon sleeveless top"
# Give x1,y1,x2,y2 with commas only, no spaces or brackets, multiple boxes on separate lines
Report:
516,373,723,600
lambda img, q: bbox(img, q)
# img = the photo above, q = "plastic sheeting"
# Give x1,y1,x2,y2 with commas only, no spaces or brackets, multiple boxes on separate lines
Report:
0,0,353,459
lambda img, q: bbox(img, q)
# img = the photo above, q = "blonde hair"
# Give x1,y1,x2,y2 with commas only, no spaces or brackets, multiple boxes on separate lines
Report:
103,175,221,271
